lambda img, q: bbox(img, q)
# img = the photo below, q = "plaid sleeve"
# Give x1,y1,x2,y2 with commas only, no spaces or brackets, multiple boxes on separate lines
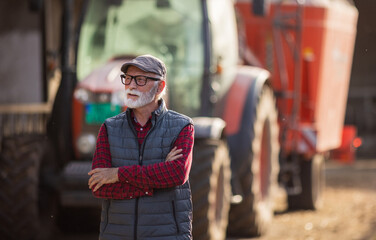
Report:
92,124,112,169
91,124,127,199
118,124,194,189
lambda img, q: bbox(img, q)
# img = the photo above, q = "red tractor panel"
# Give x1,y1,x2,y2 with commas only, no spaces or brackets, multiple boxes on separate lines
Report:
236,1,358,154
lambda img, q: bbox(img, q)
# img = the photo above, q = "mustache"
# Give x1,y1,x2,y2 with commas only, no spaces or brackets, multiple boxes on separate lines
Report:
125,89,141,96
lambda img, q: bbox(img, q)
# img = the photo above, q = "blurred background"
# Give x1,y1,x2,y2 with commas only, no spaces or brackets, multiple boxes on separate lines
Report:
0,0,375,240
344,0,376,158
1,0,375,156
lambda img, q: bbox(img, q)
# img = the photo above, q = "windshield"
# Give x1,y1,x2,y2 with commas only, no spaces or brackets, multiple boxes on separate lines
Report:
77,0,204,116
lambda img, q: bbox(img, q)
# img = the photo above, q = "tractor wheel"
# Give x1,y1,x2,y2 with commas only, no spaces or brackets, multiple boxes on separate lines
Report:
227,85,280,237
288,154,325,210
190,138,232,240
0,134,44,240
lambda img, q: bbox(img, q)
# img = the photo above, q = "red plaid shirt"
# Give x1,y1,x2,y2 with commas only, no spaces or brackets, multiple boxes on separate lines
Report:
91,114,194,199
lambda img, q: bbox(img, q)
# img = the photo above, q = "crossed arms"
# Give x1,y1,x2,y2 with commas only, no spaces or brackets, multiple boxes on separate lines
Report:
88,124,194,199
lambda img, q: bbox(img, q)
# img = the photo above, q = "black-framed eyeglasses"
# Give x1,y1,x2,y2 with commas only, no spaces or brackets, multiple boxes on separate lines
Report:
120,74,161,86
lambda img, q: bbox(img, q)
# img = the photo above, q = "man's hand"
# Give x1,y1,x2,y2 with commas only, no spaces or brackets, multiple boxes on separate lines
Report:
88,147,181,191
166,147,183,162
88,168,119,192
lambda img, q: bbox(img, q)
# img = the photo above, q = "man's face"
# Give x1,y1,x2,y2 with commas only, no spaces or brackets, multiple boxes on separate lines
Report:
123,66,163,109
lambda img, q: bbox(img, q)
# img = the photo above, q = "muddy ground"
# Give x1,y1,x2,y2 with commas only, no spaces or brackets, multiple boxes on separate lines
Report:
52,159,376,240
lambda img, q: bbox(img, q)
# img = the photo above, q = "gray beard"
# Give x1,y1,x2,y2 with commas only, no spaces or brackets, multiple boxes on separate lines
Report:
123,84,158,109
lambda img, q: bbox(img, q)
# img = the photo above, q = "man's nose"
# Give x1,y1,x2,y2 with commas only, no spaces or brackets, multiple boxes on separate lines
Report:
128,78,138,88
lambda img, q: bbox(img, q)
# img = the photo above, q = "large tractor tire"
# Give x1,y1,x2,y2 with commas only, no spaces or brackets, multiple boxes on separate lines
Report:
227,85,280,237
0,134,44,240
288,154,325,210
190,138,232,240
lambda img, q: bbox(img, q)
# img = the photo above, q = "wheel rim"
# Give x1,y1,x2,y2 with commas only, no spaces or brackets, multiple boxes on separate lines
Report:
215,165,225,227
260,120,271,200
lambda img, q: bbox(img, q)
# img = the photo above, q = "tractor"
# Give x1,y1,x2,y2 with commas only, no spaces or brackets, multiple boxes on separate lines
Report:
0,0,358,239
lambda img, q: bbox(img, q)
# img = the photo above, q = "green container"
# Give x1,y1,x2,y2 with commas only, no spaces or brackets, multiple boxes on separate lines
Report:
85,103,121,125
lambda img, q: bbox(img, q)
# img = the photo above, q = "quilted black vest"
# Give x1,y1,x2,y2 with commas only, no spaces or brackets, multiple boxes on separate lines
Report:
100,100,193,240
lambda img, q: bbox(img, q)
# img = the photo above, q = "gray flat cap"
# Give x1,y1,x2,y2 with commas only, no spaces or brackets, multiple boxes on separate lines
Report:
121,54,167,80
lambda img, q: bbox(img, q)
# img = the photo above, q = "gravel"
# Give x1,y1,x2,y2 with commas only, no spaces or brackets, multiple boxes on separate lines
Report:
252,159,376,240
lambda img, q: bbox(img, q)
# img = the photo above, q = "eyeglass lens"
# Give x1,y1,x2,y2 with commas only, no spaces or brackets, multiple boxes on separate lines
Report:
121,74,148,86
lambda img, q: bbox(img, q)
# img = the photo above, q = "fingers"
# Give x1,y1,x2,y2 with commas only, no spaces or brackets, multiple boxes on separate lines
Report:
166,147,183,162
88,168,119,191
88,169,105,190
89,174,106,191
93,181,103,192
88,168,101,176
88,168,106,188
88,174,100,190
168,147,182,155
167,153,183,162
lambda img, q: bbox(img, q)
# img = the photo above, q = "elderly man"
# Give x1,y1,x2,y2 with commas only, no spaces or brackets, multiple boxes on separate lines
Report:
88,55,194,240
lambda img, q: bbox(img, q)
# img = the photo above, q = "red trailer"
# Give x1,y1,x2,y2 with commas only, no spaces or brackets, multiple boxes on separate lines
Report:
236,0,358,208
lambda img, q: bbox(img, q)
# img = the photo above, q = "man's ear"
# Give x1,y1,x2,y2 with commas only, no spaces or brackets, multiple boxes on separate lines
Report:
158,81,166,94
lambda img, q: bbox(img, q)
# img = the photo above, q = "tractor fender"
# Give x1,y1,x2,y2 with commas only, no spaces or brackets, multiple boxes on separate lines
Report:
222,66,271,198
192,117,226,140
223,66,270,136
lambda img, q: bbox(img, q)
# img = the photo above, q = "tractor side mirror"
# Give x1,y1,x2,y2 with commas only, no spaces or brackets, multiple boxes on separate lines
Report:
252,0,270,16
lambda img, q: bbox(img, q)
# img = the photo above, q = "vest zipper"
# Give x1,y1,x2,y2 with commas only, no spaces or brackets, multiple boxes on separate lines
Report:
129,110,157,239
139,125,154,162
139,122,156,165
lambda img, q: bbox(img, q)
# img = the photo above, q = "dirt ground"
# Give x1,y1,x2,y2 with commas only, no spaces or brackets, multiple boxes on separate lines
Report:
54,159,376,240
248,159,376,240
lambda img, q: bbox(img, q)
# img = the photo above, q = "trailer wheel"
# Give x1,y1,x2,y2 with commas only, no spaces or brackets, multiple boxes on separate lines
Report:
0,135,44,240
288,154,325,210
190,138,231,240
227,85,280,237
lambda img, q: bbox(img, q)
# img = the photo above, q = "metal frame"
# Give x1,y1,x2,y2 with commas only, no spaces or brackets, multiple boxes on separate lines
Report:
272,0,304,195
273,0,303,155
199,0,214,117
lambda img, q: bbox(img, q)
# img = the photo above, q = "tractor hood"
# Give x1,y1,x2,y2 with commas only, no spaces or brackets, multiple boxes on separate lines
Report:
77,60,125,93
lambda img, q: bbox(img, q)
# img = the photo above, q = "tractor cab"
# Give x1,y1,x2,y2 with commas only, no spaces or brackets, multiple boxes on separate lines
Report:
71,0,239,160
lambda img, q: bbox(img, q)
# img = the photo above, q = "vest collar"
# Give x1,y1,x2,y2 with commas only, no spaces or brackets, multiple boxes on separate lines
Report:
153,99,167,117
126,99,168,126
151,99,167,125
